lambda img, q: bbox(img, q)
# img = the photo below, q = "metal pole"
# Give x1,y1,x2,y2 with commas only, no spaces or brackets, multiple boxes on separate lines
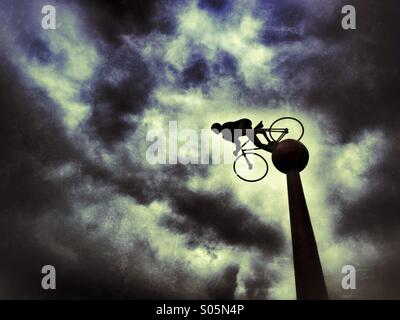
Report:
272,139,328,300
286,170,328,300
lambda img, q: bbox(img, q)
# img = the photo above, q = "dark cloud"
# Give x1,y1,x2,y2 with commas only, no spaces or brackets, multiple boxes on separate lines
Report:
261,28,302,45
182,54,210,88
0,58,206,298
213,51,238,77
371,250,400,299
258,0,305,45
257,0,306,28
83,46,155,146
198,0,232,16
0,209,209,299
77,0,176,46
0,55,78,217
256,0,307,45
161,189,284,254
0,55,78,297
206,264,239,299
78,161,157,205
242,260,275,299
335,141,400,242
82,157,281,256
75,159,282,273
271,0,400,141
78,161,209,207
26,37,49,62
0,0,66,68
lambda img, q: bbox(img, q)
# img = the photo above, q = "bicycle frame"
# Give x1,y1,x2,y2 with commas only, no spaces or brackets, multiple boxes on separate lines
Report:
238,127,287,169
267,128,289,143
240,128,288,151
240,139,260,151
239,140,262,169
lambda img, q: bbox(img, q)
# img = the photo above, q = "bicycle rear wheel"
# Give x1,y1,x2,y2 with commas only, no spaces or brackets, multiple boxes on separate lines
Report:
233,153,269,182
269,117,304,142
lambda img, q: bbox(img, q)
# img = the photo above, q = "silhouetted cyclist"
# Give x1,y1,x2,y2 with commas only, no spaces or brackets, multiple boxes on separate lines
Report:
211,118,276,156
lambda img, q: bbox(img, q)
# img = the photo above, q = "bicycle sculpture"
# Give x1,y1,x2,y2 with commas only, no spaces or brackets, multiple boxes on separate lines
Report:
233,117,304,182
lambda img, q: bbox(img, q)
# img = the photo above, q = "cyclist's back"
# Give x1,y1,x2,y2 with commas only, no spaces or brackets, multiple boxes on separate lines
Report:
211,118,275,154
219,118,252,142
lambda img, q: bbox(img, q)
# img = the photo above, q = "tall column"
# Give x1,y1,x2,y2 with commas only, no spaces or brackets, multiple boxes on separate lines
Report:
272,139,328,300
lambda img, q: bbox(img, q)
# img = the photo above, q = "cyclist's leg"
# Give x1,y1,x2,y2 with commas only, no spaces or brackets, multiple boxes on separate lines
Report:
250,133,274,153
262,130,272,143
254,128,272,143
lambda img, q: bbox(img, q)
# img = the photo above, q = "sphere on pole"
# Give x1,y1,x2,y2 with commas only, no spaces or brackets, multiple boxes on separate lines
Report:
272,139,309,174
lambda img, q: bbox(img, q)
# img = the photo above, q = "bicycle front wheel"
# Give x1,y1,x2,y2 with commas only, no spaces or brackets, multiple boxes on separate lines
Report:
233,153,269,182
269,117,304,142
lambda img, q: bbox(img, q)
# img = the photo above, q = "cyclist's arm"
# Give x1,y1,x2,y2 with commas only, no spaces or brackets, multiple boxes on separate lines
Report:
233,137,241,154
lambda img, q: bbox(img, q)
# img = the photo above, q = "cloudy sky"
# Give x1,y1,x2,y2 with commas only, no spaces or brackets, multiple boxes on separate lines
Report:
0,0,399,299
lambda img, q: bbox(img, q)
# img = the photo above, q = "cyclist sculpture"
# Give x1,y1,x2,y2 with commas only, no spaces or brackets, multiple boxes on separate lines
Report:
211,117,304,182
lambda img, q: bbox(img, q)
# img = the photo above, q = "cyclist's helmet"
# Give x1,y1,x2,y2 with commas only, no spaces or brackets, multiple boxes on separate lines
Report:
211,123,222,134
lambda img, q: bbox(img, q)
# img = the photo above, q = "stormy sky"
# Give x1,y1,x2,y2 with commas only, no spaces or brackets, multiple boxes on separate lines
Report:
0,0,399,299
